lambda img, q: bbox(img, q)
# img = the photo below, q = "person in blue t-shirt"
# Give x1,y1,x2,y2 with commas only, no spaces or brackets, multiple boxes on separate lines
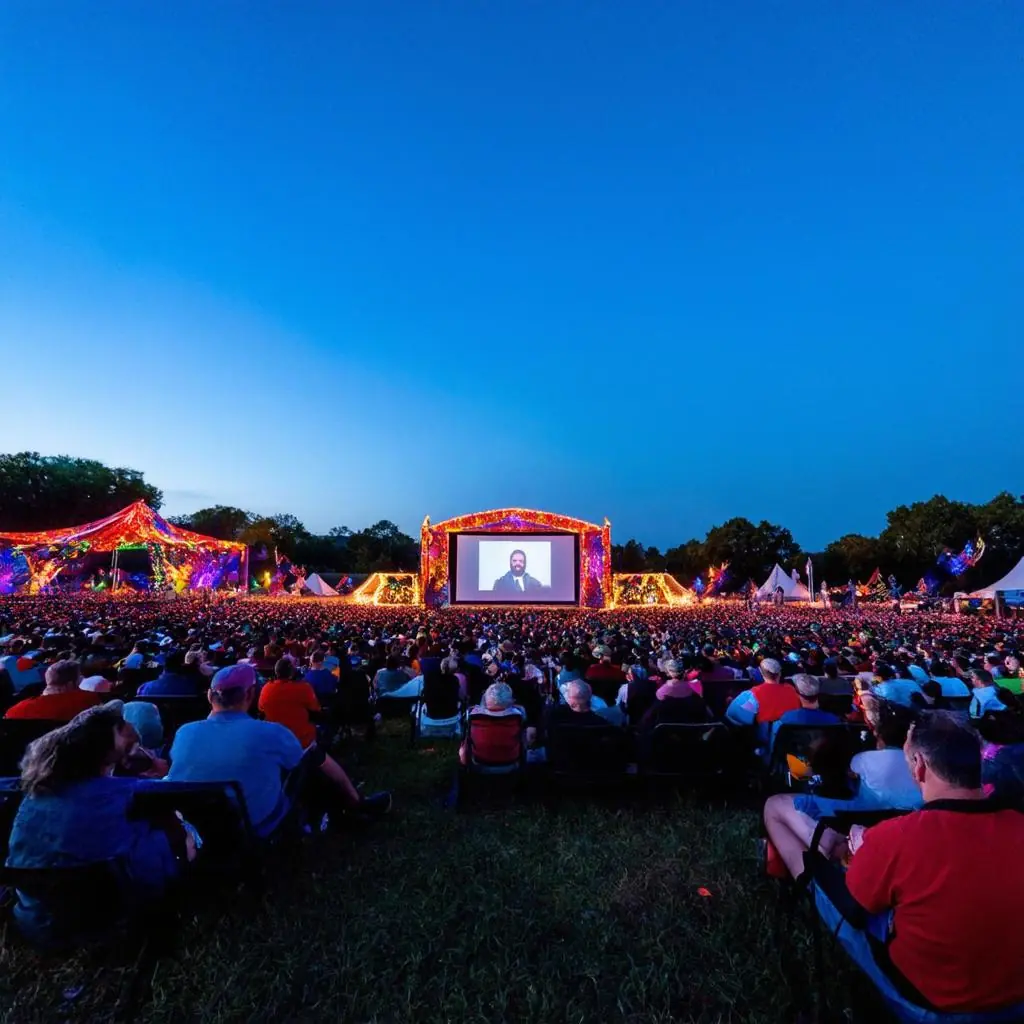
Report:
303,650,338,699
770,674,841,747
7,704,190,946
167,664,305,837
137,650,201,698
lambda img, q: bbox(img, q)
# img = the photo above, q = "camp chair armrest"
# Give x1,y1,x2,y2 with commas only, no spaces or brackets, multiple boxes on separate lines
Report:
801,852,870,930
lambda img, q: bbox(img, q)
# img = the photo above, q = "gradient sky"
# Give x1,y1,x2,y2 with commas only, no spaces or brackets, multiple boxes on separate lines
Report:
1,2,1021,551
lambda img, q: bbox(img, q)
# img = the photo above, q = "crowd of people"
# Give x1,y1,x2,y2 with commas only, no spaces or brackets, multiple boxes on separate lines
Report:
1,594,1023,1017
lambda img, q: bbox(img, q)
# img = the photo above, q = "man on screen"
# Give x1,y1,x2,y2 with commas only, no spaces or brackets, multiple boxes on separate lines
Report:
492,549,547,596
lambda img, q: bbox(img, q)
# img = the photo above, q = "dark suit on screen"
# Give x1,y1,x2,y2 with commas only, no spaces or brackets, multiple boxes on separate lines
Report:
492,572,547,596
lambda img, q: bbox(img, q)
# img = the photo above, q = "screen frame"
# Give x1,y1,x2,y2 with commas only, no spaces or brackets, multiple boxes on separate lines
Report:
448,530,581,606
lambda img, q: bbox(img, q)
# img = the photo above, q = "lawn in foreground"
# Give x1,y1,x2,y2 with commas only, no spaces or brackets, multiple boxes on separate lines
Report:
0,724,853,1023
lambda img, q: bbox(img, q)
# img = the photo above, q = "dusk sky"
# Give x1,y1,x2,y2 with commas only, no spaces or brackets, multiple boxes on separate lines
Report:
1,2,1021,551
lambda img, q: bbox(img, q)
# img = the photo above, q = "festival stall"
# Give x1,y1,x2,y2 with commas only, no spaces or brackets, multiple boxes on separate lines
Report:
756,564,811,603
961,556,1024,617
612,573,695,607
304,573,340,597
0,501,246,595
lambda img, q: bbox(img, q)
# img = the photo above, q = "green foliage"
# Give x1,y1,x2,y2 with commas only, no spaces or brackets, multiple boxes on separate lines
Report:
168,505,254,541
0,451,162,531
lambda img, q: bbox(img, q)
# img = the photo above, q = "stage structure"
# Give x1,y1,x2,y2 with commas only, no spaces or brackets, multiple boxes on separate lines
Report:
351,572,420,606
0,501,246,595
612,573,696,607
420,508,612,609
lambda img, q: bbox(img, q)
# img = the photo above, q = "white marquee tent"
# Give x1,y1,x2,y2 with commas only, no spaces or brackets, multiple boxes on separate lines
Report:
967,556,1024,600
304,572,340,597
756,564,811,602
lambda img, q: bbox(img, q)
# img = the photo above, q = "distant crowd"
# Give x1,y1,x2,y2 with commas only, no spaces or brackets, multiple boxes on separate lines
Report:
1,595,1023,1017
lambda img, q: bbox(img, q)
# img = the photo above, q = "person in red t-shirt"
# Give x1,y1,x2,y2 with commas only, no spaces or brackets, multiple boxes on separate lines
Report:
5,660,102,722
814,713,1024,1016
258,658,321,749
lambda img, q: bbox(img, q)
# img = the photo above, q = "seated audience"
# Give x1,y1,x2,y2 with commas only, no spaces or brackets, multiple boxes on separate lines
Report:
5,660,102,721
6,704,192,945
374,655,418,698
615,664,659,724
791,714,1024,1016
136,650,201,697
585,645,625,704
969,667,1006,718
259,659,321,749
459,682,527,766
771,674,841,741
303,650,338,700
725,658,799,728
977,690,1024,803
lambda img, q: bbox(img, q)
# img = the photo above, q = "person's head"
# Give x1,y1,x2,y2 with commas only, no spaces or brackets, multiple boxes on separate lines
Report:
482,682,514,712
969,667,994,691
565,680,593,713
44,659,81,693
274,658,296,681
864,697,914,749
663,659,682,680
122,701,164,749
592,644,612,664
905,711,982,799
385,654,400,672
208,664,257,713
984,652,1003,674
164,650,186,673
20,704,136,796
759,658,782,683
822,660,839,680
1005,655,1021,678
440,656,459,675
509,550,527,577
310,650,325,667
626,664,648,684
792,674,821,708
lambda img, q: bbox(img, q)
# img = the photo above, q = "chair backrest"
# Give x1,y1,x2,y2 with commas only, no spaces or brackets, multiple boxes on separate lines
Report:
770,724,857,792
144,697,209,741
0,858,130,941
548,723,631,776
129,779,256,858
465,712,524,769
0,782,24,863
645,723,729,777
818,692,854,717
0,719,65,777
700,677,749,720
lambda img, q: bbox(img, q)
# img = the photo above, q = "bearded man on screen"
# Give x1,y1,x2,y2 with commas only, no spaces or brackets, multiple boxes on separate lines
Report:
492,549,546,595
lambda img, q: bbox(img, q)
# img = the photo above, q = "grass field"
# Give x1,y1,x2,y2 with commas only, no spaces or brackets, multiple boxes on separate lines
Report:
0,723,856,1023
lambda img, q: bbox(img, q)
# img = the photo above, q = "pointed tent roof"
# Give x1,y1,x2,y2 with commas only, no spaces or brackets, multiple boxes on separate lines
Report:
969,556,1024,599
305,572,340,597
0,501,244,552
756,564,811,601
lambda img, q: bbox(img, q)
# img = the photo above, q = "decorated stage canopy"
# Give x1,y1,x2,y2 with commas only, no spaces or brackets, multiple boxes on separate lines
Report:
0,501,246,595
420,508,612,608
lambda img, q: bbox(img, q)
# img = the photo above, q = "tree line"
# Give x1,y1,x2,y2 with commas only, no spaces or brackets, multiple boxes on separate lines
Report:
2,453,1022,591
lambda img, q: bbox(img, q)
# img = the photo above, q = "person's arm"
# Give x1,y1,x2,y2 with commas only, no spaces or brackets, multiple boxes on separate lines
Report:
272,724,305,771
303,684,321,713
725,689,758,726
844,818,903,915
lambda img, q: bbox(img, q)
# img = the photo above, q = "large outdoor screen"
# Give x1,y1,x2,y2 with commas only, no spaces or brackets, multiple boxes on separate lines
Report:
451,533,578,604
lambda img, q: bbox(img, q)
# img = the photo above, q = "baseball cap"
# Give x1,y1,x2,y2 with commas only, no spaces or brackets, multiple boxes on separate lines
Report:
210,663,256,692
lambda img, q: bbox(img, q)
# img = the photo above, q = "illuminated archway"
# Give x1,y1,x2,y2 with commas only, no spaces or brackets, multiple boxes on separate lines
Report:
420,508,612,608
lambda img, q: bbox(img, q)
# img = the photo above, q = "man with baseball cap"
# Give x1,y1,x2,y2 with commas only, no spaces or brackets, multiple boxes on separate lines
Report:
167,664,305,837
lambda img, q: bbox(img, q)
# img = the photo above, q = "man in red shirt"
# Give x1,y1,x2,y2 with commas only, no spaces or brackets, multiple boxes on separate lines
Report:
816,712,1024,1017
585,645,625,704
5,660,101,721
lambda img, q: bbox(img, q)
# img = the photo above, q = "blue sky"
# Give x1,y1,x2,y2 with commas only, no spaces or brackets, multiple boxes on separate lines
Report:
1,2,1021,550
